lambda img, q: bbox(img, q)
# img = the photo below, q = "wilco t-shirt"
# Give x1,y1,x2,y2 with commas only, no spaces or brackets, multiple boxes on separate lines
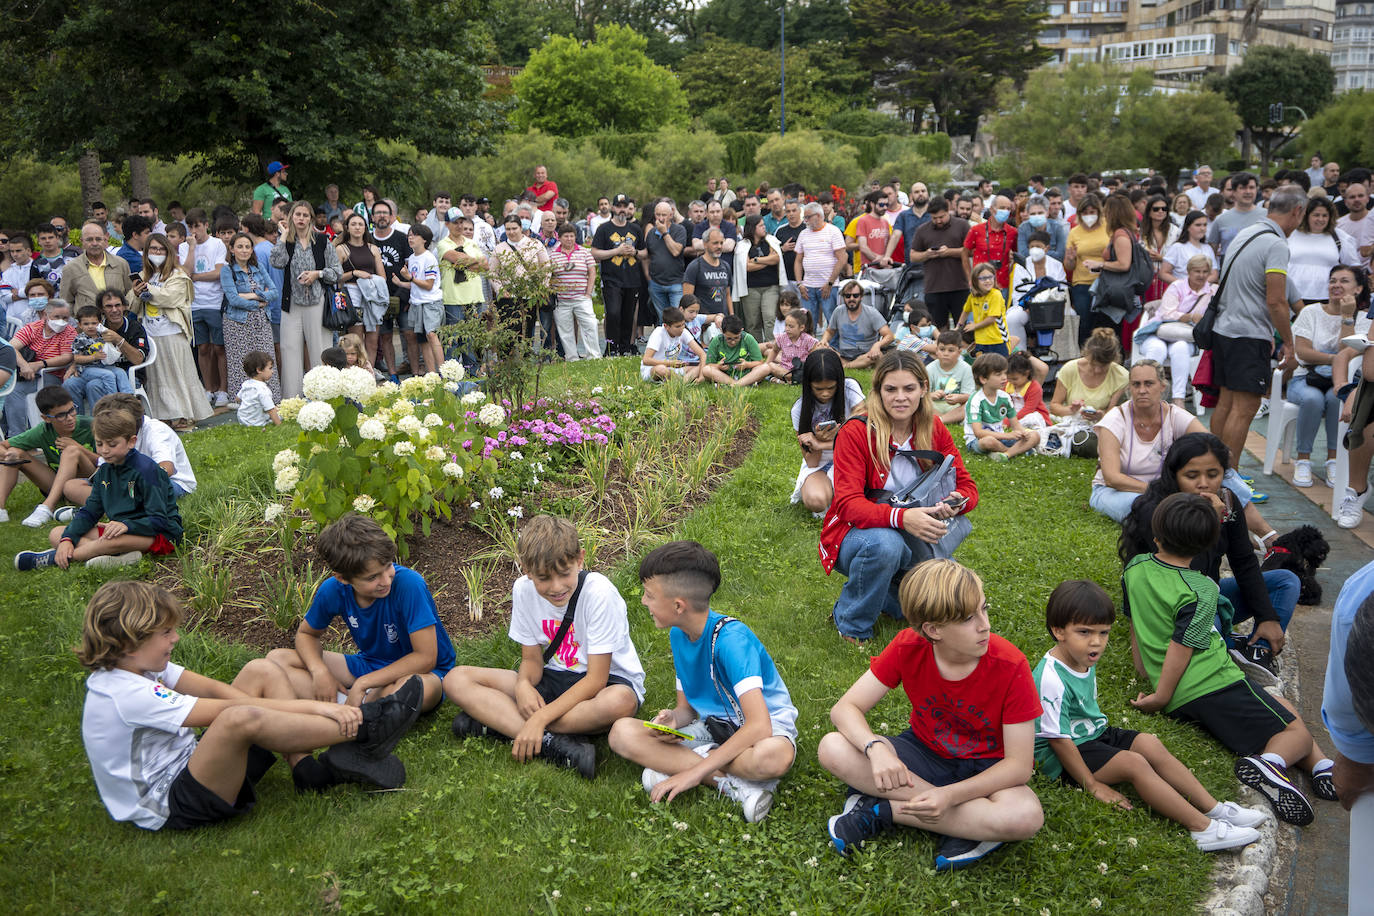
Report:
304,564,456,676
682,255,732,315
591,221,643,289
869,628,1041,759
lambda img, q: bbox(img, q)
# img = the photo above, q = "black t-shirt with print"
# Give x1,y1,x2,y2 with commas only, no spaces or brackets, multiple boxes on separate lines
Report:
591,221,644,289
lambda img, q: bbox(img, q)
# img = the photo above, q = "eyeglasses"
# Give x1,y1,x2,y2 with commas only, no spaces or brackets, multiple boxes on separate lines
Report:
42,407,77,421
842,293,863,300
1150,206,1167,212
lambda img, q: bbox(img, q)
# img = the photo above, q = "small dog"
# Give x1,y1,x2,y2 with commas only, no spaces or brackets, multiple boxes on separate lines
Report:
1260,525,1329,605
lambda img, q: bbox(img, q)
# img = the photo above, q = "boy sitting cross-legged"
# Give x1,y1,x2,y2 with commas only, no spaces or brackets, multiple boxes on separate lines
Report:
608,540,798,822
817,558,1044,870
79,580,424,830
444,515,645,778
267,514,455,714
1034,579,1267,851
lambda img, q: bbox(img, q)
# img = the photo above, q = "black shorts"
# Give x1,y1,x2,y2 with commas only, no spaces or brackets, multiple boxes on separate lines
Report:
533,667,640,712
1060,726,1141,786
881,729,998,789
1210,334,1274,395
163,744,276,831
1168,678,1295,757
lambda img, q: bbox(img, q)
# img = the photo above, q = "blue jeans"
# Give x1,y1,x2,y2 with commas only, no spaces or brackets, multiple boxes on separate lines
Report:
1218,569,1298,653
800,285,838,326
646,281,682,323
63,366,132,412
1289,374,1340,456
832,526,937,641
3,373,63,437
1092,468,1253,525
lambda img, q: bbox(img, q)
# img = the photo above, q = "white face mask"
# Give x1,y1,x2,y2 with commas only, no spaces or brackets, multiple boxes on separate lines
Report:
47,319,69,333
1028,247,1047,263
1080,213,1098,228
147,253,167,267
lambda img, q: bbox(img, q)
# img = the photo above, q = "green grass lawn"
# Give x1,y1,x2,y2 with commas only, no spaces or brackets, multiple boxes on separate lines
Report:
0,360,1233,914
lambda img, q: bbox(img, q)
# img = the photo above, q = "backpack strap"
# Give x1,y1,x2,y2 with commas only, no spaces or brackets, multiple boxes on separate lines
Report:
542,570,589,664
707,615,744,723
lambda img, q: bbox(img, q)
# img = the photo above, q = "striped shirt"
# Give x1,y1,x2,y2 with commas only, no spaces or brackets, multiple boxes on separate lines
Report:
551,244,595,298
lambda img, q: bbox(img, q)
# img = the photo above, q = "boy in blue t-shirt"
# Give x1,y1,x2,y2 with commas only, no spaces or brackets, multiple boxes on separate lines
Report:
268,515,455,714
608,541,798,822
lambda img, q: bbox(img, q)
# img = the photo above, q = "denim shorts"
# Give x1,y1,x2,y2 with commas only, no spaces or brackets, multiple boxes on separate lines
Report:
192,309,224,346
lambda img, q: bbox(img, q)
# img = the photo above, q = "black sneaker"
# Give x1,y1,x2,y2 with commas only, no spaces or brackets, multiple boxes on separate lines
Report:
1311,768,1339,802
355,676,424,759
320,746,407,789
934,835,1004,871
541,732,596,778
291,755,338,793
1235,755,1314,826
1229,645,1279,687
827,793,891,857
451,711,489,740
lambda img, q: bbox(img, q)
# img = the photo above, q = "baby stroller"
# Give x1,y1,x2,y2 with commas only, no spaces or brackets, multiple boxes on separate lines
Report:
1015,275,1067,360
856,266,903,321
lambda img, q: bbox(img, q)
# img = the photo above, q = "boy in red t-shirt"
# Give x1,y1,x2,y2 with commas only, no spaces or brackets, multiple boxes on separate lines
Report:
817,558,1044,870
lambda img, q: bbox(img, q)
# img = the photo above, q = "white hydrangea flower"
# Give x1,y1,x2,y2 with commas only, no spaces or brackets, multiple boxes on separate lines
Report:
358,418,387,441
296,401,336,432
272,448,298,473
274,465,300,493
423,413,443,428
460,391,486,406
425,445,447,462
478,403,506,426
397,415,424,436
488,486,504,500
377,379,400,395
352,494,377,513
400,376,428,398
507,506,523,518
264,503,285,523
510,450,524,461
439,360,465,381
301,365,344,400
339,366,377,401
443,462,463,478
390,398,416,417
422,371,441,388
393,441,416,457
277,397,307,422
591,386,603,394
310,444,325,456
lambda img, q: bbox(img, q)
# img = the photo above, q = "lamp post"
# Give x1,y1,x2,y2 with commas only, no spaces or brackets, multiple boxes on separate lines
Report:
779,0,786,136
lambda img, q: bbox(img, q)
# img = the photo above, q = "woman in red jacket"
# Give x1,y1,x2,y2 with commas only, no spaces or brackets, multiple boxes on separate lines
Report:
820,349,979,642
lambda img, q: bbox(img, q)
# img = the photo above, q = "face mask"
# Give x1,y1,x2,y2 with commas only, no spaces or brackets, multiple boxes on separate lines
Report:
47,319,69,333
1028,247,1047,263
520,218,532,231
28,296,48,311
1081,213,1098,228
917,325,936,338
994,209,1010,223
1027,214,1047,229
147,253,167,267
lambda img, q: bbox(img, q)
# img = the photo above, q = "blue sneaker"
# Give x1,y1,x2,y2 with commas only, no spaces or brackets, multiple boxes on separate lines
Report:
1237,473,1254,484
14,549,58,571
1250,491,1269,504
827,793,891,856
933,834,1005,871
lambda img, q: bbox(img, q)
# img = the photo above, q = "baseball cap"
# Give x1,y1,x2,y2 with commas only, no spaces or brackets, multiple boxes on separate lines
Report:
612,194,630,206
446,206,464,222
476,197,490,205
267,160,287,175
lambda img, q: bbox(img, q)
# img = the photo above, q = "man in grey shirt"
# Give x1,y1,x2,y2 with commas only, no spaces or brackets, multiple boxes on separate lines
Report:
1210,185,1304,471
820,280,894,368
638,199,687,321
1208,172,1264,261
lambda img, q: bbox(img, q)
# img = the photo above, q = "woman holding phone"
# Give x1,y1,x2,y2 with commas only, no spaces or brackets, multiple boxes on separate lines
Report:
791,349,867,512
1048,327,1128,422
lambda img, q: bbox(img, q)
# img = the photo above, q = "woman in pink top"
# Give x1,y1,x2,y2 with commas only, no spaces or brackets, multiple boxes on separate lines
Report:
1133,254,1215,406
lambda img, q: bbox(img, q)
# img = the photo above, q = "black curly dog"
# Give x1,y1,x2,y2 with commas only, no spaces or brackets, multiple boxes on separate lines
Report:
1260,526,1329,606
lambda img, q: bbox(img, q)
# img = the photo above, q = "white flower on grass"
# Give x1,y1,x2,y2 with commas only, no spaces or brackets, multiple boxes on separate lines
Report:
673,821,688,831
488,486,504,500
591,386,603,394
440,359,465,382
531,476,539,486
478,403,506,426
339,366,377,401
740,833,751,842
443,462,463,478
1090,899,1102,910
510,450,524,461
352,494,377,513
425,445,447,462
423,412,443,428
390,398,416,417
1097,862,1108,874
1126,836,1138,848
804,856,818,868
550,891,560,900
397,415,424,437
507,506,523,519
296,401,336,432
470,501,481,510
460,391,486,406
301,365,344,400
359,418,387,441
625,411,635,419
272,449,298,472
393,441,416,457
277,397,307,422
264,503,285,523
274,465,300,493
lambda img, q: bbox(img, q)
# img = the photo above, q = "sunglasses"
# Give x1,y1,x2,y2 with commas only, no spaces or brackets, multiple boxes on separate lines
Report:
1150,206,1167,212
43,407,78,420
842,293,863,299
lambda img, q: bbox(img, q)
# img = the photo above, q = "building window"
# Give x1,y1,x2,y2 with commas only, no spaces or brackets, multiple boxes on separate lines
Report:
1048,2,1066,14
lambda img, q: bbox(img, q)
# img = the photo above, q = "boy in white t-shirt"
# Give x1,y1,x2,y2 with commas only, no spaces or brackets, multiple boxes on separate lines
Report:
237,350,281,427
79,580,425,830
641,305,707,382
964,352,1039,459
399,225,443,378
444,515,644,778
928,329,976,429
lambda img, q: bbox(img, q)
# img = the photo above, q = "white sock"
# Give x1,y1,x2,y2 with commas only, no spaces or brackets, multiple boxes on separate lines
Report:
1313,758,1334,774
1260,752,1287,769
1205,802,1225,817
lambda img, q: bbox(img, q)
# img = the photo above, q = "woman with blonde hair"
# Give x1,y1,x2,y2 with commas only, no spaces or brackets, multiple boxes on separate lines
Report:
270,200,342,398
818,349,979,643
130,233,210,430
1049,327,1128,422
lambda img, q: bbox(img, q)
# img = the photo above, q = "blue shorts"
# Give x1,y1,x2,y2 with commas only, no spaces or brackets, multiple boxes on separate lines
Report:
192,309,224,346
879,729,999,788
345,652,452,681
972,342,1009,357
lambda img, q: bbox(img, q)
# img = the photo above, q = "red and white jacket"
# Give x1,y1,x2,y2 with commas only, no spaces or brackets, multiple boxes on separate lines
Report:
818,416,978,573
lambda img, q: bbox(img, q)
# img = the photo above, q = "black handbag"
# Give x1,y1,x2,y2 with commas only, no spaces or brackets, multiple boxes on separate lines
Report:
323,283,360,331
1193,226,1278,350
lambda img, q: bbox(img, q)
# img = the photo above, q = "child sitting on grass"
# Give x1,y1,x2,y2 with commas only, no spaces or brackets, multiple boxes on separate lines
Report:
16,407,181,571
444,515,644,778
766,307,818,383
963,352,1040,459
1005,351,1050,430
703,315,767,386
894,302,938,359
791,348,866,512
79,580,423,829
1034,579,1267,851
608,540,797,823
236,351,281,427
928,329,975,430
817,559,1043,870
641,306,706,383
0,386,96,527
267,515,455,714
1124,492,1337,826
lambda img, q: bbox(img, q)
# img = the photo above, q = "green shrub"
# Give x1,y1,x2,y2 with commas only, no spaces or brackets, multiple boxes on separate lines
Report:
867,137,952,190
628,127,725,206
751,131,865,195
825,109,910,136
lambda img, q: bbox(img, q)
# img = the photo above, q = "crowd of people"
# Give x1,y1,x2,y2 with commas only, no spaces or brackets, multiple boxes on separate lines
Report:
2,155,1374,900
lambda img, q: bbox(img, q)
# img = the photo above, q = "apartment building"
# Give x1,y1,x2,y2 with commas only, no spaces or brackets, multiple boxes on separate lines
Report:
1332,0,1374,90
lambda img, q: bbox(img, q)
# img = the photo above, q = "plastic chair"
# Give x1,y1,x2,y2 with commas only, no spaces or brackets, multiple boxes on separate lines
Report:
4,316,23,340
1262,368,1300,475
1330,362,1363,519
126,335,156,415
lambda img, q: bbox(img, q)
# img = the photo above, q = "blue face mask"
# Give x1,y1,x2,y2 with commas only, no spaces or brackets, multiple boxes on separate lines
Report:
994,209,1011,223
1027,214,1047,229
29,296,48,311
917,325,935,338
520,218,532,231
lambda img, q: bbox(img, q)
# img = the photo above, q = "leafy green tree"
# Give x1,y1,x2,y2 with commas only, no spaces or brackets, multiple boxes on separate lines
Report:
1123,88,1240,191
512,25,688,136
628,127,726,206
851,0,1050,135
987,63,1139,174
1210,45,1335,171
480,0,695,66
693,0,855,49
752,131,865,193
1300,91,1374,168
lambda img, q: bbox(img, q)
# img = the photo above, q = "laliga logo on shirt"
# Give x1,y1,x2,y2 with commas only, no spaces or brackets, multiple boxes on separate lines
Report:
385,623,399,644
151,684,177,703
348,615,360,629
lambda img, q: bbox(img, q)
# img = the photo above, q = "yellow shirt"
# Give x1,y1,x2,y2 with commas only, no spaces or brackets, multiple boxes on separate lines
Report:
1058,359,1129,411
962,289,1006,345
1067,223,1109,285
89,261,107,291
844,216,862,272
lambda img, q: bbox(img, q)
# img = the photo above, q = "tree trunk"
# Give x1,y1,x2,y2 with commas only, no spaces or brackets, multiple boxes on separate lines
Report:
129,155,151,200
1240,127,1252,166
77,149,102,217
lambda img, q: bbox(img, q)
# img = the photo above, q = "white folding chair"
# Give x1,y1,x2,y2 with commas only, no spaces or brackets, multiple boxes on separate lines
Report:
1331,362,1362,519
1190,353,1206,416
1263,368,1301,475
25,367,67,427
126,335,156,414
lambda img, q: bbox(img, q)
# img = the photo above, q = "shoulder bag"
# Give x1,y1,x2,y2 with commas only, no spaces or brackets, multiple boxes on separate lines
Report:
542,570,589,664
703,615,744,744
1192,226,1279,350
863,446,971,559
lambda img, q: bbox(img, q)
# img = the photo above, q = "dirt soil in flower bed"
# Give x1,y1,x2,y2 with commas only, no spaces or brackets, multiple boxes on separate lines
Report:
161,410,760,653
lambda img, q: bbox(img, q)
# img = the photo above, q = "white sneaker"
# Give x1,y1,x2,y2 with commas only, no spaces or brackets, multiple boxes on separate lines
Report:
1325,459,1338,488
641,767,670,795
1338,486,1370,529
53,506,76,523
0,508,8,523
1191,817,1261,852
213,391,230,408
1255,400,1269,420
21,504,53,527
1292,459,1313,487
85,551,143,569
716,774,775,823
1211,800,1270,829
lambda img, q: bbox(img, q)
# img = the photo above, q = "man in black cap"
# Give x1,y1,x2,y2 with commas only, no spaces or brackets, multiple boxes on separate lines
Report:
591,194,644,356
